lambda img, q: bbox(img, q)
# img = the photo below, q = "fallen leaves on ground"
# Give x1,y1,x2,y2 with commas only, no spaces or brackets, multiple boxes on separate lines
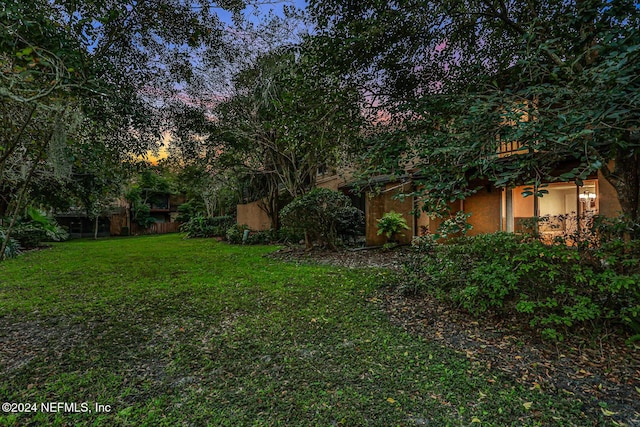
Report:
275,245,640,426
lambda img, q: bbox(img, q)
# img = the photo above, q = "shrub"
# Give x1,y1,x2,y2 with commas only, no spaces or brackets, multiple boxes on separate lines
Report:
434,211,472,239
246,230,272,245
280,188,362,250
271,227,304,244
6,208,69,249
28,208,69,242
226,224,249,244
175,201,201,223
222,227,304,246
0,229,21,259
591,214,640,244
11,225,48,248
180,215,235,238
336,206,365,244
399,232,640,341
376,211,409,242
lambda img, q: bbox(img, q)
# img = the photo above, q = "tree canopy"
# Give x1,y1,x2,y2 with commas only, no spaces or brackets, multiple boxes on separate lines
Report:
209,43,364,228
309,0,640,221
0,0,252,257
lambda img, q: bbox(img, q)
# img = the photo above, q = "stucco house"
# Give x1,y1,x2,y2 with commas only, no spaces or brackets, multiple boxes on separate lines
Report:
236,142,623,247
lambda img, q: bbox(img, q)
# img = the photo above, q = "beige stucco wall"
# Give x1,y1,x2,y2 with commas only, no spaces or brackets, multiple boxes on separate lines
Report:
365,182,415,246
464,184,502,235
316,169,354,191
316,175,343,191
236,200,271,231
598,167,623,218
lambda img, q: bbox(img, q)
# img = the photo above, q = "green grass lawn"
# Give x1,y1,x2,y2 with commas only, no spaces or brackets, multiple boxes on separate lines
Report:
0,234,599,426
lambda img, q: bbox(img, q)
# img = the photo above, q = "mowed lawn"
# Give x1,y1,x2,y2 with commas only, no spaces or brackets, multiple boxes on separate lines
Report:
0,235,594,426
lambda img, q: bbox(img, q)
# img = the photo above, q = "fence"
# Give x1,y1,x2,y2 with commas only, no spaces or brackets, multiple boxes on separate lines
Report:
130,222,181,235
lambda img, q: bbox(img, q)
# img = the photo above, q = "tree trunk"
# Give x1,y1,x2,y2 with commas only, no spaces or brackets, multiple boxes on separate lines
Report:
0,125,52,260
257,187,279,231
0,155,43,259
94,216,99,240
0,105,37,185
304,231,312,251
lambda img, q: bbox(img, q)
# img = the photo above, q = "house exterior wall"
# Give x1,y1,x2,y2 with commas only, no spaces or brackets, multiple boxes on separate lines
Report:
363,170,624,245
421,179,609,239
365,182,414,246
316,174,344,191
237,200,271,231
110,211,128,235
236,161,626,245
415,209,430,236
597,167,622,218
464,184,502,235
424,201,460,236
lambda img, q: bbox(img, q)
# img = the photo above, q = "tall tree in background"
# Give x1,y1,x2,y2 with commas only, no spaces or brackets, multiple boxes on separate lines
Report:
0,0,246,257
309,1,640,221
1,2,92,256
210,43,364,228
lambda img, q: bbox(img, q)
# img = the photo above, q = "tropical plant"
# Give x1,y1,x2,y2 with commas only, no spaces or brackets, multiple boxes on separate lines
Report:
4,208,68,249
376,211,410,243
0,229,20,258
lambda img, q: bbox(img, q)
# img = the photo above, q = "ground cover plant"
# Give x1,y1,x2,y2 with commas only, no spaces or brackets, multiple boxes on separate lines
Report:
399,232,640,342
0,234,620,426
180,215,235,238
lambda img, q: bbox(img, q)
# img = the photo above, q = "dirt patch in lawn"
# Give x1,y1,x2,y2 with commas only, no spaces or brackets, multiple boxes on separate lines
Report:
267,245,410,270
0,317,90,374
272,245,640,426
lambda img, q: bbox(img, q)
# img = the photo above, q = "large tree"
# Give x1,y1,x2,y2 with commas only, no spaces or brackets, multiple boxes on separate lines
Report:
0,0,246,257
309,0,640,222
210,44,364,228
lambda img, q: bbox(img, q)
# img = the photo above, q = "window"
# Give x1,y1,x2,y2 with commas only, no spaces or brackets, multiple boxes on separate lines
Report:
502,180,598,240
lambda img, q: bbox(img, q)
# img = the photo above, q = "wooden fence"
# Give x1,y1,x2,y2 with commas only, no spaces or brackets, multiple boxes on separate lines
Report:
130,222,181,235
110,213,182,236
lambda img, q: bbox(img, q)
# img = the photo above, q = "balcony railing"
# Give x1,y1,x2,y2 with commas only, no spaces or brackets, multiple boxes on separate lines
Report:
498,140,528,158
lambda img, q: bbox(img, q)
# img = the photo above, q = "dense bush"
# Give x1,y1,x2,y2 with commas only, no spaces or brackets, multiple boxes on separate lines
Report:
280,188,364,250
125,187,155,228
0,229,21,258
10,225,49,249
433,211,473,239
175,201,203,223
270,227,304,244
180,215,235,238
244,228,305,245
226,224,249,244
222,226,304,246
591,214,640,243
4,208,69,249
400,232,640,341
337,206,365,244
245,230,272,245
